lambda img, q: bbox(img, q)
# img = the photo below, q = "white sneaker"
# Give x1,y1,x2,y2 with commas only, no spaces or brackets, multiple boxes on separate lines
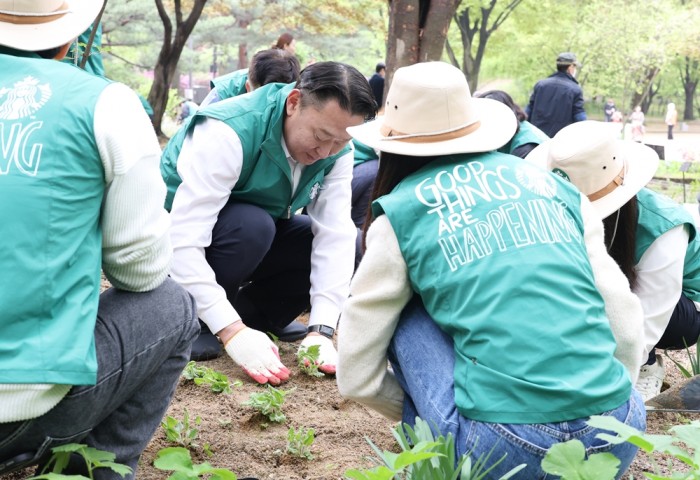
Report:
636,356,665,402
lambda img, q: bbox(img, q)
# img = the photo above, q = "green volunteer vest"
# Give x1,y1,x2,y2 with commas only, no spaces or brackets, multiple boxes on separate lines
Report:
352,139,378,166
0,48,107,385
375,153,631,423
161,82,350,218
635,188,700,302
211,69,248,100
498,121,549,156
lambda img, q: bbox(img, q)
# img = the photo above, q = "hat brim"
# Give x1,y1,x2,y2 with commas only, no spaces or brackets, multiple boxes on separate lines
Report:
526,138,659,219
0,1,103,52
347,98,517,157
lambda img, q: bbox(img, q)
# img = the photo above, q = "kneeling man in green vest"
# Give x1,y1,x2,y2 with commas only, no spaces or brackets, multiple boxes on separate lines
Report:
161,62,377,384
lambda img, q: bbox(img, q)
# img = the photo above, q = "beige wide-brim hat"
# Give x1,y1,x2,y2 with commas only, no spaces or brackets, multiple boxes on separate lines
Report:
347,62,517,157
0,0,102,52
526,120,659,218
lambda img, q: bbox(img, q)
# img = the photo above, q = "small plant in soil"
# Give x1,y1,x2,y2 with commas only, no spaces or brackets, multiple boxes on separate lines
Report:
27,443,131,479
242,385,294,423
161,408,202,450
182,361,241,394
297,344,325,377
664,335,700,378
153,447,237,480
286,426,316,460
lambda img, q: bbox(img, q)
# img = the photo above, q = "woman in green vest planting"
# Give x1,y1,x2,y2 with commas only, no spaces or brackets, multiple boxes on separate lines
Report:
528,120,700,403
336,62,646,478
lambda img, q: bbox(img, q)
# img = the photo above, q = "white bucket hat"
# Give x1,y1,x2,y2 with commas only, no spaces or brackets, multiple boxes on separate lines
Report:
0,0,102,52
526,120,659,218
347,62,517,156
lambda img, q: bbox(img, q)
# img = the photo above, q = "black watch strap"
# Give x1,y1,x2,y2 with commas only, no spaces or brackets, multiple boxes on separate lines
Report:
307,324,335,339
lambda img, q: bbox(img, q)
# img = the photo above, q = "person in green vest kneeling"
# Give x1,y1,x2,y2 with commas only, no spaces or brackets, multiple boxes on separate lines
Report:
161,61,377,385
336,62,646,478
0,1,199,478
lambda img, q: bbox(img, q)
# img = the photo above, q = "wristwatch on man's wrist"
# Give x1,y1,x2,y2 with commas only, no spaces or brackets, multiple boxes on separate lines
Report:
307,324,335,339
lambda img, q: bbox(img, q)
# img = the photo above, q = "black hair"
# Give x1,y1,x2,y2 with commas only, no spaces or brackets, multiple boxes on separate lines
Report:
361,151,436,249
36,46,63,59
297,61,377,121
603,197,639,288
557,64,571,73
248,49,301,89
375,62,386,73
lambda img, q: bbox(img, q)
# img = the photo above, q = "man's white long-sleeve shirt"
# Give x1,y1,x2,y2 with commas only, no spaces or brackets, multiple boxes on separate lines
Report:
169,117,356,334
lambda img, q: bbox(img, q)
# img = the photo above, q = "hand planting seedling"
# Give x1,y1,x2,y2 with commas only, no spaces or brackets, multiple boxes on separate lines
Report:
27,443,132,480
161,408,201,450
286,426,315,460
297,344,325,377
242,385,294,423
182,361,241,394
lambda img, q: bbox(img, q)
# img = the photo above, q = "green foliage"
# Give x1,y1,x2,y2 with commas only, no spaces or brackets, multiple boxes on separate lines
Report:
286,426,316,460
587,415,700,479
297,344,325,377
541,439,620,480
344,417,525,480
182,361,241,394
161,408,202,450
27,443,131,480
153,447,238,480
664,335,700,378
242,385,293,423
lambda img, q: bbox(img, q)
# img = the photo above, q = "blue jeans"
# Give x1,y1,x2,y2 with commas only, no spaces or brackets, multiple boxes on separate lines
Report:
387,297,647,479
0,278,199,479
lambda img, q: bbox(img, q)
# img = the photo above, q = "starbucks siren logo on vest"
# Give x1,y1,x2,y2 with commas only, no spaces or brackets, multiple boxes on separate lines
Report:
0,76,52,120
309,182,322,200
515,164,557,199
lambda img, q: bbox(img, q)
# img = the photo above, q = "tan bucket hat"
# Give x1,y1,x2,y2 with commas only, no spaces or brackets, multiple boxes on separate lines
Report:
0,0,102,52
526,120,659,218
347,61,517,156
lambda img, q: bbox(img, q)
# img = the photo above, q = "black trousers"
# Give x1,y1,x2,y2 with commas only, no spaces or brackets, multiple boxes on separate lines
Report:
648,293,700,364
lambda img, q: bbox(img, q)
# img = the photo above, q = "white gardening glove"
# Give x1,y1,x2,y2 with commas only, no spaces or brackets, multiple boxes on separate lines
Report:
224,327,290,385
298,334,337,375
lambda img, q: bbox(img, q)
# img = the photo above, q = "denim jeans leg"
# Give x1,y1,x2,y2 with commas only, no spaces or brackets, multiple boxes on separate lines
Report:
0,278,199,479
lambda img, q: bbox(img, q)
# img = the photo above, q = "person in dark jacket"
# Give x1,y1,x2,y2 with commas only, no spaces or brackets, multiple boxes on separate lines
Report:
368,62,385,110
525,52,587,137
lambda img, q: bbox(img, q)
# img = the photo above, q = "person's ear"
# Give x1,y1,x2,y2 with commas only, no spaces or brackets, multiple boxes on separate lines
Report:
54,42,71,60
285,89,302,116
245,79,252,93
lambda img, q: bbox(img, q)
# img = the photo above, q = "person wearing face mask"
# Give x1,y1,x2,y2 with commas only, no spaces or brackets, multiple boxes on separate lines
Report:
525,52,587,137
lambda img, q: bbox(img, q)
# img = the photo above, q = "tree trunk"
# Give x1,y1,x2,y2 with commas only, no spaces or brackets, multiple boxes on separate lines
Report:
682,56,698,121
148,0,208,137
236,18,250,70
384,0,457,99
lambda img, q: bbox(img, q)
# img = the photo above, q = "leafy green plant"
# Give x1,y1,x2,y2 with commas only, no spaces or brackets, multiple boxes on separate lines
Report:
161,408,201,450
153,447,237,480
287,426,316,460
344,417,525,480
664,335,700,378
242,385,293,423
587,415,700,479
182,361,241,394
541,439,620,480
27,443,131,480
297,344,325,377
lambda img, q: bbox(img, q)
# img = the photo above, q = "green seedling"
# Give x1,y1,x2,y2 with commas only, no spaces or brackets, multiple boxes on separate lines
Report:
345,417,524,480
297,344,325,377
182,361,241,394
287,426,316,460
161,408,201,450
153,447,237,480
541,439,620,480
242,385,294,423
27,443,131,480
664,335,700,378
